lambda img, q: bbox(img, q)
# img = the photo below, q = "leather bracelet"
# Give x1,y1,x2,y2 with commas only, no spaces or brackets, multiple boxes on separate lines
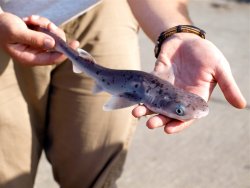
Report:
154,25,206,58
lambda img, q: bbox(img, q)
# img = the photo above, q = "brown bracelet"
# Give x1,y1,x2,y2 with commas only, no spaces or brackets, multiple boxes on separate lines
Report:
154,25,206,58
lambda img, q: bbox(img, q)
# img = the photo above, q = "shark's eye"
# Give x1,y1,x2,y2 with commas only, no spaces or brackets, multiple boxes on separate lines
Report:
175,104,185,116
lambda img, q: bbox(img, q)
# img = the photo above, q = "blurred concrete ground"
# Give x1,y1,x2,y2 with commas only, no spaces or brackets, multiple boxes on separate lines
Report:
34,0,250,187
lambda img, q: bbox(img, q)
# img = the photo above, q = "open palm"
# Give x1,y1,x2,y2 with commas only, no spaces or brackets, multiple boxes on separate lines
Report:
132,33,246,134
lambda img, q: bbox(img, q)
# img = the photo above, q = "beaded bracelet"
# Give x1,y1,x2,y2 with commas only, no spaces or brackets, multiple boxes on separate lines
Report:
154,25,206,58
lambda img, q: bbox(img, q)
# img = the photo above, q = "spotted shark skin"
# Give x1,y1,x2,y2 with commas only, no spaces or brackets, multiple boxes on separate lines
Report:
35,26,209,121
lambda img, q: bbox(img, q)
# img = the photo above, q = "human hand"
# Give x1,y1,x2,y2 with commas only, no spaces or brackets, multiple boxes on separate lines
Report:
0,13,79,66
132,33,246,134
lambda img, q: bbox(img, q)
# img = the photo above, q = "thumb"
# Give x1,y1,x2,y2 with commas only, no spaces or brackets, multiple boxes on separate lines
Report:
215,56,246,109
17,29,55,49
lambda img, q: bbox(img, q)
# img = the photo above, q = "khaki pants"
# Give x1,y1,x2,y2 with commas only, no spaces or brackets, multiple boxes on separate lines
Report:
0,1,140,187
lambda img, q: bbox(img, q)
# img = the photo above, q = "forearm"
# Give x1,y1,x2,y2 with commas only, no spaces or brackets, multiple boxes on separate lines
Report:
128,0,192,42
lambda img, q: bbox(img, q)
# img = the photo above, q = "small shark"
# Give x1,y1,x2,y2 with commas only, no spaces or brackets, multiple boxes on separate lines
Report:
34,26,209,121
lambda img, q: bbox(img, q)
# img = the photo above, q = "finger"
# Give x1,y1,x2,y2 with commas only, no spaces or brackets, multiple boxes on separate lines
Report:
164,120,193,134
7,39,79,66
35,52,67,65
23,15,51,27
24,15,79,50
32,39,79,65
34,53,65,65
132,105,153,117
13,26,55,49
19,15,66,49
24,15,66,40
6,43,65,65
68,40,80,50
146,114,172,129
215,56,246,109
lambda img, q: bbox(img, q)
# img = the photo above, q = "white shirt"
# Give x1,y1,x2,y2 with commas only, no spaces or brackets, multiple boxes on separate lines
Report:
0,0,101,25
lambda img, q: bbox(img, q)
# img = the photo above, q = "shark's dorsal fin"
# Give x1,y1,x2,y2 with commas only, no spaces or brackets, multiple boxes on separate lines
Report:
71,48,96,73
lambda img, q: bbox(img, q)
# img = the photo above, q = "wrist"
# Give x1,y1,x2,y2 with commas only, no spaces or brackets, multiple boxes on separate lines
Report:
154,25,206,58
167,32,204,41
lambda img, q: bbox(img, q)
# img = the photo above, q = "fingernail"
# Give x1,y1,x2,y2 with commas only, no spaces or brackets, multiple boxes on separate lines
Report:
44,38,54,49
49,23,57,31
22,17,28,21
31,15,40,20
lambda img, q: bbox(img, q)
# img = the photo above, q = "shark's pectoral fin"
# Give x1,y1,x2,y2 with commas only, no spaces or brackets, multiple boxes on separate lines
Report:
103,95,138,111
